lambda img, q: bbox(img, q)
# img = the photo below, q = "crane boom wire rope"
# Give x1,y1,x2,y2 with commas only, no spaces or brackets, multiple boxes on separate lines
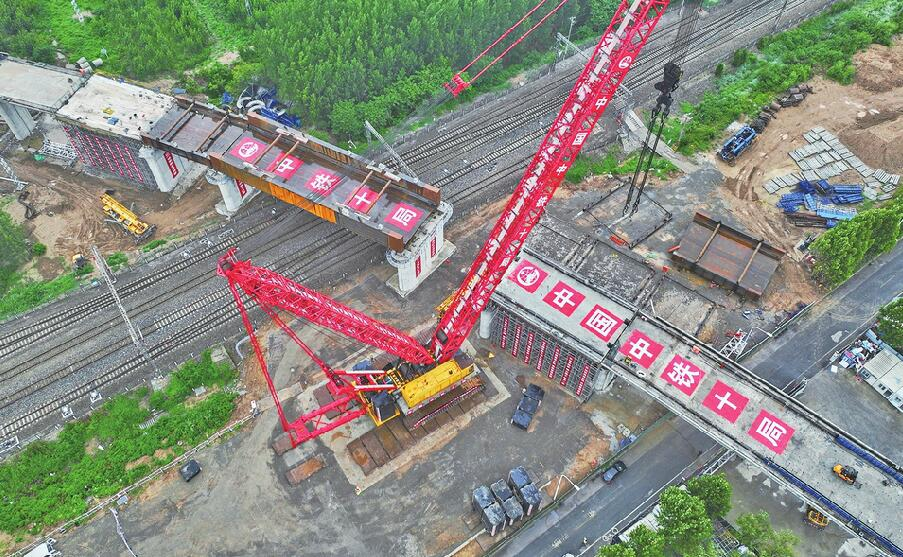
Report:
445,0,572,96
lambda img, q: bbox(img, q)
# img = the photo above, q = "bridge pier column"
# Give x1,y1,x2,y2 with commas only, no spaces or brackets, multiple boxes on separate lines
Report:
206,169,257,217
478,307,497,339
138,146,188,193
386,201,455,297
0,101,37,140
594,366,616,393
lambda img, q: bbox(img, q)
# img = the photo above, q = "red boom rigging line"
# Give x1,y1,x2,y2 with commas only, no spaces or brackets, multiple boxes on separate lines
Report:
444,0,572,97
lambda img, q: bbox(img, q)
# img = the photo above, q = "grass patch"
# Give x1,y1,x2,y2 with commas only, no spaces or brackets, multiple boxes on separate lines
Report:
0,273,80,321
0,351,237,535
105,252,128,272
566,150,678,184
141,238,168,252
663,0,903,154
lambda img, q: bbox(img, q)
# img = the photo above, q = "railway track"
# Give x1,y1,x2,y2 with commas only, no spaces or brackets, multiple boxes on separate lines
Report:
0,0,828,444
396,0,801,174
0,223,378,437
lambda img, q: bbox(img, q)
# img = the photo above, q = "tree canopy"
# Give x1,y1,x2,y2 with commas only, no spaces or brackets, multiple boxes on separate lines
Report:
686,472,733,519
877,298,903,353
810,195,903,286
735,512,799,557
657,486,714,555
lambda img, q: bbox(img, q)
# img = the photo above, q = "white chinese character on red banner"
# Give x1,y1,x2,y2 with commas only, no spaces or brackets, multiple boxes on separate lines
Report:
304,170,339,194
266,154,303,179
507,259,548,293
349,187,378,212
542,281,586,317
229,137,266,162
702,380,748,423
617,330,663,369
235,179,248,198
580,305,624,342
661,355,705,396
748,410,794,454
385,203,423,232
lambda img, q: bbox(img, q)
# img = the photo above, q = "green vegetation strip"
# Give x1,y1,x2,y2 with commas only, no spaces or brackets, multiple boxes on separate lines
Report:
0,351,237,536
661,0,903,155
809,194,903,287
877,298,903,354
566,150,678,184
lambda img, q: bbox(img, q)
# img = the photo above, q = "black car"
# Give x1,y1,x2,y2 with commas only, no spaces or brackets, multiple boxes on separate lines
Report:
179,459,202,482
511,384,545,431
601,460,626,483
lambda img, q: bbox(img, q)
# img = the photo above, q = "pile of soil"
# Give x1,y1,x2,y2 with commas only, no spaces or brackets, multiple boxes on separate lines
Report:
839,105,903,173
853,43,903,93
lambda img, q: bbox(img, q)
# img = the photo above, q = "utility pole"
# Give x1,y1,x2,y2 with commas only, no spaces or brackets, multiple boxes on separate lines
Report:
91,245,158,373
363,120,418,180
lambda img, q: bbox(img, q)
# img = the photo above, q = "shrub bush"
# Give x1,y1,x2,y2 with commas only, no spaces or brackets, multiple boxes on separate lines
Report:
31,242,47,256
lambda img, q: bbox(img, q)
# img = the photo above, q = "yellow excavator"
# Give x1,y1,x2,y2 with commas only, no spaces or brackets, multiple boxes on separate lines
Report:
101,192,155,243
805,505,829,529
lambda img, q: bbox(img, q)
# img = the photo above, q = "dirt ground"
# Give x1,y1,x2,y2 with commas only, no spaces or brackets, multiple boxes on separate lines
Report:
2,153,222,279
701,40,903,309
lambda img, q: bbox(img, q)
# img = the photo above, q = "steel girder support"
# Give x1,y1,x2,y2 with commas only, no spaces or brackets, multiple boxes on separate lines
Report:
433,0,670,363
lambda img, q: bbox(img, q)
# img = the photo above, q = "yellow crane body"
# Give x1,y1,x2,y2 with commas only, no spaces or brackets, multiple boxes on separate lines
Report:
101,194,156,243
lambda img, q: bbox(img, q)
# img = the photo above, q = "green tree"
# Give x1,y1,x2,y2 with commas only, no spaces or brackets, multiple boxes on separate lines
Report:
735,512,798,557
598,544,636,557
687,473,732,518
878,298,903,352
32,242,47,256
657,486,713,556
626,524,664,557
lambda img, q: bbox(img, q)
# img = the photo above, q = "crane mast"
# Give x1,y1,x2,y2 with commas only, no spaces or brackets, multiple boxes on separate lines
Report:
432,0,670,363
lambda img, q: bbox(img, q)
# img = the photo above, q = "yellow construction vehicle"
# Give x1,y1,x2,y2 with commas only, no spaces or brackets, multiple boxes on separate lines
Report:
833,464,859,485
100,193,155,243
805,505,828,529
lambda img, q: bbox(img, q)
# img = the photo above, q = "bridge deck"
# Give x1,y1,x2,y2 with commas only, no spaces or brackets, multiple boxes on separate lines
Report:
0,55,86,112
493,250,903,554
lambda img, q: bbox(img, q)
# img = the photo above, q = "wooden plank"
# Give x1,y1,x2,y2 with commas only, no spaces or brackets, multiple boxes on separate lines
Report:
361,432,390,467
347,438,376,475
375,426,402,460
407,421,428,440
386,418,415,449
445,403,465,419
432,412,453,428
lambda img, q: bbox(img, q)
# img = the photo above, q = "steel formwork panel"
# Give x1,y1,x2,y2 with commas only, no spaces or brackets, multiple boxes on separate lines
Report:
672,212,785,298
489,304,601,400
63,124,154,187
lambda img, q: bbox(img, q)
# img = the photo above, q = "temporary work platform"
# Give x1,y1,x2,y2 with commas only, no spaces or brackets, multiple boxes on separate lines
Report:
670,212,785,298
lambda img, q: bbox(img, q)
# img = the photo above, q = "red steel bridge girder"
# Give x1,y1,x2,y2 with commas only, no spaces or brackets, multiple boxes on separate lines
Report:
432,0,669,363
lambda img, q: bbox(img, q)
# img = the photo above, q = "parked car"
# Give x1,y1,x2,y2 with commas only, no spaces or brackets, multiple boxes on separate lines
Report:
601,460,627,483
180,459,202,482
511,384,545,430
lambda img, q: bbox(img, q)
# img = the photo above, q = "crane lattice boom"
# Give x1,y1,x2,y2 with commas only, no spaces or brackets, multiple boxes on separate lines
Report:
218,249,433,365
432,0,669,363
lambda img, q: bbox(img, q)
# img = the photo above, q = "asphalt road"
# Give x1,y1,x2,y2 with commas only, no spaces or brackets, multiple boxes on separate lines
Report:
494,419,715,557
745,241,903,388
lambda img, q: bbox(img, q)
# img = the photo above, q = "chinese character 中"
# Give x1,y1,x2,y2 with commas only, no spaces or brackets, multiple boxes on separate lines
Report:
550,289,578,310
628,338,654,361
666,361,700,388
755,416,787,448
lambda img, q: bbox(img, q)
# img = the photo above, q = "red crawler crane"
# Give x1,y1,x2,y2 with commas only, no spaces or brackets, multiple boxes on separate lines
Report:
220,0,671,448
